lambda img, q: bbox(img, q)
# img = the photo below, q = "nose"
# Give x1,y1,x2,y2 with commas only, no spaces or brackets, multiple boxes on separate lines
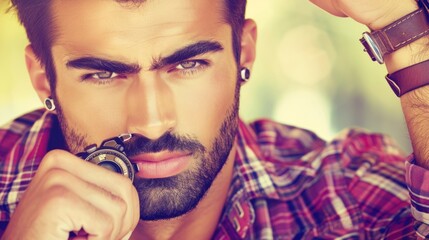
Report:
126,75,176,140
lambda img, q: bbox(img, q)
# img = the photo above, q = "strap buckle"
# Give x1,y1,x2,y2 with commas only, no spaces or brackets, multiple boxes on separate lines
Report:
360,32,384,64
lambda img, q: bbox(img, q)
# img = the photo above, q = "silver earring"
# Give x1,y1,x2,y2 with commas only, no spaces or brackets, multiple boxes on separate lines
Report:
44,97,56,111
240,67,251,83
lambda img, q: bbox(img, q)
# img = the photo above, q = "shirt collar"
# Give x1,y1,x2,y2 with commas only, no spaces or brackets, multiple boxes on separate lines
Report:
232,119,326,201
6,110,58,170
214,119,326,239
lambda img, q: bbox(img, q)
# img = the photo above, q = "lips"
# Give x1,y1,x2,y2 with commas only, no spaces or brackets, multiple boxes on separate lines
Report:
130,151,192,179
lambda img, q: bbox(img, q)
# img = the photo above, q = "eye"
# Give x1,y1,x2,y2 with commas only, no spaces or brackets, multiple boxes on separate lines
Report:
167,59,209,78
88,71,119,79
176,60,201,70
80,71,125,85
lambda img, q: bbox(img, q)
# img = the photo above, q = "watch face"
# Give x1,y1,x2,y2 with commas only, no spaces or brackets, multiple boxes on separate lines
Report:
85,148,135,181
362,32,384,64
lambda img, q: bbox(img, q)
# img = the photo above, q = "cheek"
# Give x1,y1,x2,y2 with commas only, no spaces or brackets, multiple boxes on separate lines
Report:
55,78,128,141
54,61,237,146
174,65,237,146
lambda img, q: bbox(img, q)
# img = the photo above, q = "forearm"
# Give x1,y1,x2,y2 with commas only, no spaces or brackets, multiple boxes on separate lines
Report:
384,32,429,168
400,77,429,169
359,0,429,168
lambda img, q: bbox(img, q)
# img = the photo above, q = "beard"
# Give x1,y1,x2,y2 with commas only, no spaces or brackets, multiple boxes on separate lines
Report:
54,79,240,221
128,98,238,220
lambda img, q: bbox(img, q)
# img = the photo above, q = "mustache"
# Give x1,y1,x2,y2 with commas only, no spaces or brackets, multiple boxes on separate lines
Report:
124,131,205,157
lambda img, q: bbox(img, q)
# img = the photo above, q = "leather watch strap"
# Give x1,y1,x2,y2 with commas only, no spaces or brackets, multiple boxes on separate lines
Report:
386,60,429,97
360,8,429,64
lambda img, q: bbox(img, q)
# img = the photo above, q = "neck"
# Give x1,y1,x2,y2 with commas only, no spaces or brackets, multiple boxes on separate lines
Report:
130,144,236,240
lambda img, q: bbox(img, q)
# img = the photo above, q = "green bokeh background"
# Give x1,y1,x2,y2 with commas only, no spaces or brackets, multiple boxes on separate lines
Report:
0,1,412,152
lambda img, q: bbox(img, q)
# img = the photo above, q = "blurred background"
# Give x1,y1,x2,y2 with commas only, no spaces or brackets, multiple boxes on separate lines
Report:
0,0,412,152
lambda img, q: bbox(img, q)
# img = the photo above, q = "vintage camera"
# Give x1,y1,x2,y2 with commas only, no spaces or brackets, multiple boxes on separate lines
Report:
76,134,138,182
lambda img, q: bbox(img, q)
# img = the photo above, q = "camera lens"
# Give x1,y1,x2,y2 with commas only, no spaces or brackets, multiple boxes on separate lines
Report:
80,148,135,182
98,161,122,174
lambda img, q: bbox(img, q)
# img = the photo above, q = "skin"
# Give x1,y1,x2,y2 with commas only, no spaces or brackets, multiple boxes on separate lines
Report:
311,0,429,170
3,0,429,239
4,0,257,239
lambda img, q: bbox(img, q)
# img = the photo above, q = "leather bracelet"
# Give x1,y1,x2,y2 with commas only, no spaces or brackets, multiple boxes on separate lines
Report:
360,8,429,64
386,59,429,97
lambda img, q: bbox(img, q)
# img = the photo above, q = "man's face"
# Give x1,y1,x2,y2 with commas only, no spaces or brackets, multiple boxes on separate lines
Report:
49,0,240,220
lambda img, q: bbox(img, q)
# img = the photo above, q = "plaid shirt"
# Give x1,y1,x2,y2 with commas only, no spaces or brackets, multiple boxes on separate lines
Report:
0,109,426,239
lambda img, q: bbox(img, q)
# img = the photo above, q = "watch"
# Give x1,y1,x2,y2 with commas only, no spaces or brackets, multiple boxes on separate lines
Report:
77,133,138,182
360,5,429,64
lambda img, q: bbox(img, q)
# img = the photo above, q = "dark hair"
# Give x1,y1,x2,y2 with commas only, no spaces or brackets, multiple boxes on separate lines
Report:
11,0,57,88
10,0,247,88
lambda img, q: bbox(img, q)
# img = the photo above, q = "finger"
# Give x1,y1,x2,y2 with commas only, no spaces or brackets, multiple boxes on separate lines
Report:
37,150,130,191
309,0,347,17
37,150,138,235
39,168,127,239
41,185,114,240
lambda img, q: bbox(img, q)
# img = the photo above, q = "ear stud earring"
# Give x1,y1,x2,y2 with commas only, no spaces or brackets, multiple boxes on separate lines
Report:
44,97,56,111
240,67,251,83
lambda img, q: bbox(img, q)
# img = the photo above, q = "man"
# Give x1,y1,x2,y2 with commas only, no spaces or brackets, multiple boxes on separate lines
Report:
1,0,429,239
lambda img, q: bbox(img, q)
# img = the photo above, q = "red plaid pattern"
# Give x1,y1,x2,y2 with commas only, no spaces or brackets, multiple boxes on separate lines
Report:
0,110,424,239
214,119,415,239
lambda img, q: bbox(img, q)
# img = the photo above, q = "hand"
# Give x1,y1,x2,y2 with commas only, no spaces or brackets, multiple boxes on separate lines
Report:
2,150,140,240
309,0,418,29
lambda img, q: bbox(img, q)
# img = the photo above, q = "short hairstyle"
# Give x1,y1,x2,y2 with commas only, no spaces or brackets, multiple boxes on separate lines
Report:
10,0,247,87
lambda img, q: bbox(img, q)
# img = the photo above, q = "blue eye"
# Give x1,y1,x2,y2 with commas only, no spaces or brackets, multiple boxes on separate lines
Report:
171,60,209,78
88,71,119,79
80,71,124,85
176,61,201,70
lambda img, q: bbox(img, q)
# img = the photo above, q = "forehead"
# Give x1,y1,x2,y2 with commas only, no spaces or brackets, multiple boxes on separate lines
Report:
51,0,229,61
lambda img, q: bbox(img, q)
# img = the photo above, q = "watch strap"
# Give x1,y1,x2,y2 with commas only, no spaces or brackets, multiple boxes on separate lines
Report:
386,59,429,97
420,0,429,12
361,8,429,63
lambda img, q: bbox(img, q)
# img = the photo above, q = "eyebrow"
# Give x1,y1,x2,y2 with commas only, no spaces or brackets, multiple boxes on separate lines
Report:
151,40,224,70
66,57,141,74
66,40,224,73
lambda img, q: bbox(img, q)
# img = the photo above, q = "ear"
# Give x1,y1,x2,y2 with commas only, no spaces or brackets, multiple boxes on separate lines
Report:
25,44,52,102
239,19,257,71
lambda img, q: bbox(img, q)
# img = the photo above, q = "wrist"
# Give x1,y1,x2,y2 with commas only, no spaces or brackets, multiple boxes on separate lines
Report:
368,1,419,30
385,0,429,71
371,0,428,72
382,2,429,72
359,0,429,72
359,1,429,97
384,36,429,73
